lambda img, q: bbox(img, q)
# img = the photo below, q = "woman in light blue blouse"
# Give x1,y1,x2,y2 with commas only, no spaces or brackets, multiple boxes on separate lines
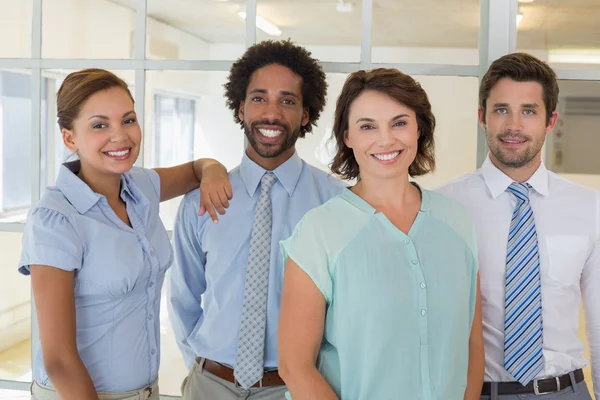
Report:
278,69,484,400
19,69,230,400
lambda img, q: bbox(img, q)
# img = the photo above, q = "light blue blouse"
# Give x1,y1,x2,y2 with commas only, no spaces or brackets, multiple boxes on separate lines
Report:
281,187,478,400
19,161,173,393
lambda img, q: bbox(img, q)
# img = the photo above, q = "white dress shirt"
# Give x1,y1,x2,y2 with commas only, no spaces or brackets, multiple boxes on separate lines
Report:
437,156,600,398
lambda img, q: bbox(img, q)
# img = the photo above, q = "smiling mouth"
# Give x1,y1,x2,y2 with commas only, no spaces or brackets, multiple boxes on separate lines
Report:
501,138,526,144
257,128,284,138
371,150,402,161
103,148,132,159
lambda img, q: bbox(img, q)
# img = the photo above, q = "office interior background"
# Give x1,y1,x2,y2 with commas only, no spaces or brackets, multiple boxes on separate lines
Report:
0,0,598,398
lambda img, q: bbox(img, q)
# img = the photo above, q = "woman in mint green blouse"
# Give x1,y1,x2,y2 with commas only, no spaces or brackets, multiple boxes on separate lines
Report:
278,68,484,400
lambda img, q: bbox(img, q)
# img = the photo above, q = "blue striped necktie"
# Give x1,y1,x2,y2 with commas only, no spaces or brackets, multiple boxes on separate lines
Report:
504,182,544,385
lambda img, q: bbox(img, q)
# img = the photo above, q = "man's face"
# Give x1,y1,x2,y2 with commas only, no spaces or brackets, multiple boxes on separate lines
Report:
481,78,558,169
239,64,309,161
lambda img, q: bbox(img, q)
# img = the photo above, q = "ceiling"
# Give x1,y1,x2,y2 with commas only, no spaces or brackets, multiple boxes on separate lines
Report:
113,0,600,51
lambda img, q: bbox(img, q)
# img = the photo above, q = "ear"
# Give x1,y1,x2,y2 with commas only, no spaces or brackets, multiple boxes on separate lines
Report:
478,107,486,130
301,107,310,127
62,128,78,152
238,100,245,122
545,110,559,135
343,130,352,149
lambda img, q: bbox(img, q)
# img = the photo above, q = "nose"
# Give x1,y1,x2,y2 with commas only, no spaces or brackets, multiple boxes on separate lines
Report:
378,126,395,147
506,113,524,133
110,126,128,143
262,99,284,121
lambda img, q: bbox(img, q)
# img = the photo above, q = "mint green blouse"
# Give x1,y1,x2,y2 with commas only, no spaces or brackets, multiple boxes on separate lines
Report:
280,187,478,400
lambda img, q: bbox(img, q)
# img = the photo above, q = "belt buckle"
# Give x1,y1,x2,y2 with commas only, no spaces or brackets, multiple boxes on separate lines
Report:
533,377,560,395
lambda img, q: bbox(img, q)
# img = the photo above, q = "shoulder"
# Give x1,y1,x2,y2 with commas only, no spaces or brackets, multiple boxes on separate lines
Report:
548,171,600,202
125,167,160,200
435,170,484,199
301,162,349,193
33,187,78,219
422,188,477,255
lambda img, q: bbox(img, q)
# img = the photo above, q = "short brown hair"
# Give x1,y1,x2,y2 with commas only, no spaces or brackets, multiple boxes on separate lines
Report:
57,69,134,131
330,68,436,180
224,39,327,138
479,52,558,124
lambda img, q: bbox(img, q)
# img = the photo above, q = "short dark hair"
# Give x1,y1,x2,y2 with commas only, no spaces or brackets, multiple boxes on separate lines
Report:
330,68,436,180
479,52,559,124
224,39,327,137
57,69,133,131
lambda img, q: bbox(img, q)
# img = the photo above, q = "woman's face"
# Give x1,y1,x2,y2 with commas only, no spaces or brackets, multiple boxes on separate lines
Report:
344,90,420,181
63,87,141,178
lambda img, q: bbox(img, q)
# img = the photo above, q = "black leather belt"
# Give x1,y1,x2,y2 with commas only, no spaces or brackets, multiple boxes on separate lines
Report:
481,369,584,395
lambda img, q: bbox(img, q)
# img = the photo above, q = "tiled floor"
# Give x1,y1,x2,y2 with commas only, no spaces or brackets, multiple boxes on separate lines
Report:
0,307,596,399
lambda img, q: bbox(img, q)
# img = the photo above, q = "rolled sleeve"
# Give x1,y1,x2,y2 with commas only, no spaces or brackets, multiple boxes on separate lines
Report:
19,208,83,275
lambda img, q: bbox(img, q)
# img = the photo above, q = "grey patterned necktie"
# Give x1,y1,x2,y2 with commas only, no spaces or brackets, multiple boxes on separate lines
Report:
234,172,278,389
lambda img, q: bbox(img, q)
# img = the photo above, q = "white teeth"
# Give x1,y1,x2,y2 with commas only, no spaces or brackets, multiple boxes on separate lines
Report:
373,151,400,161
106,149,130,157
258,128,283,138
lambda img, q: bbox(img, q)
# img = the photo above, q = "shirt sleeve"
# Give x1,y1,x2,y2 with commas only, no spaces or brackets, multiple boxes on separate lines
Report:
168,189,208,370
127,167,161,204
582,227,600,400
19,208,83,275
280,211,333,304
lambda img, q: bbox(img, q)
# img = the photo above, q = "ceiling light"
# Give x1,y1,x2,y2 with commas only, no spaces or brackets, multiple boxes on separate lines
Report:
548,50,600,65
518,0,534,3
337,0,353,13
516,10,524,27
238,11,282,36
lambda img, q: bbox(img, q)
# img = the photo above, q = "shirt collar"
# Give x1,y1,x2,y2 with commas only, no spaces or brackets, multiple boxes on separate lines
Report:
481,155,550,199
56,161,102,214
240,151,303,197
56,161,141,214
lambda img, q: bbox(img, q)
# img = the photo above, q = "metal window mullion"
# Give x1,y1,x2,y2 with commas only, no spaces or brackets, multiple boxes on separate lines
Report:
476,0,518,167
245,0,257,48
135,0,147,167
30,0,43,379
360,0,373,69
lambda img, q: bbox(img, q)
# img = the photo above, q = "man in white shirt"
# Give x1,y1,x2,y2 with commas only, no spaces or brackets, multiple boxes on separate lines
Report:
438,53,599,399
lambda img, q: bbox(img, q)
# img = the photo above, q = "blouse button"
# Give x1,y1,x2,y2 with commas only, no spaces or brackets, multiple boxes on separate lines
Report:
411,259,419,265
421,309,427,316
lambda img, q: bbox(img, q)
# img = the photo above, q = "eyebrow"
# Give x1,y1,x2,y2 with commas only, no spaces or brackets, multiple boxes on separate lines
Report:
88,110,136,120
492,103,539,108
355,113,409,124
249,88,299,99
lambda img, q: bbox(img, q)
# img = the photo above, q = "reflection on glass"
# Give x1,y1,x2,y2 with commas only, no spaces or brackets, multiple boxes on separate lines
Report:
256,0,362,62
42,0,136,59
0,232,31,383
372,0,480,64
0,0,32,58
517,1,600,70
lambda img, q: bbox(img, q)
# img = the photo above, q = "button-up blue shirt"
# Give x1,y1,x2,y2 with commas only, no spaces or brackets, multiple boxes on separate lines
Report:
19,161,173,392
168,152,346,369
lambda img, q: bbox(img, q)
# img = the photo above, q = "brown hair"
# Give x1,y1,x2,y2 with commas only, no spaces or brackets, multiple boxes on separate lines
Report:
479,52,559,124
330,68,436,180
57,69,134,131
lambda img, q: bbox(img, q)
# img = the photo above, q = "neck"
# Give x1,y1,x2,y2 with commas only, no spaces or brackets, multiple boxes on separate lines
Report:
77,161,122,204
490,153,541,183
245,145,295,171
352,173,417,210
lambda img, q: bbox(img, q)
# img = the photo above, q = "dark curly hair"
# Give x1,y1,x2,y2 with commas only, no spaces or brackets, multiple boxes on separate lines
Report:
224,39,327,137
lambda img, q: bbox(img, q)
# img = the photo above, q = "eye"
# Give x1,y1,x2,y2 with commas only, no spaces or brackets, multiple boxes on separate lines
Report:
92,123,108,129
281,98,295,105
494,108,508,114
123,118,137,124
523,109,536,115
360,124,375,131
393,120,407,127
251,96,265,102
